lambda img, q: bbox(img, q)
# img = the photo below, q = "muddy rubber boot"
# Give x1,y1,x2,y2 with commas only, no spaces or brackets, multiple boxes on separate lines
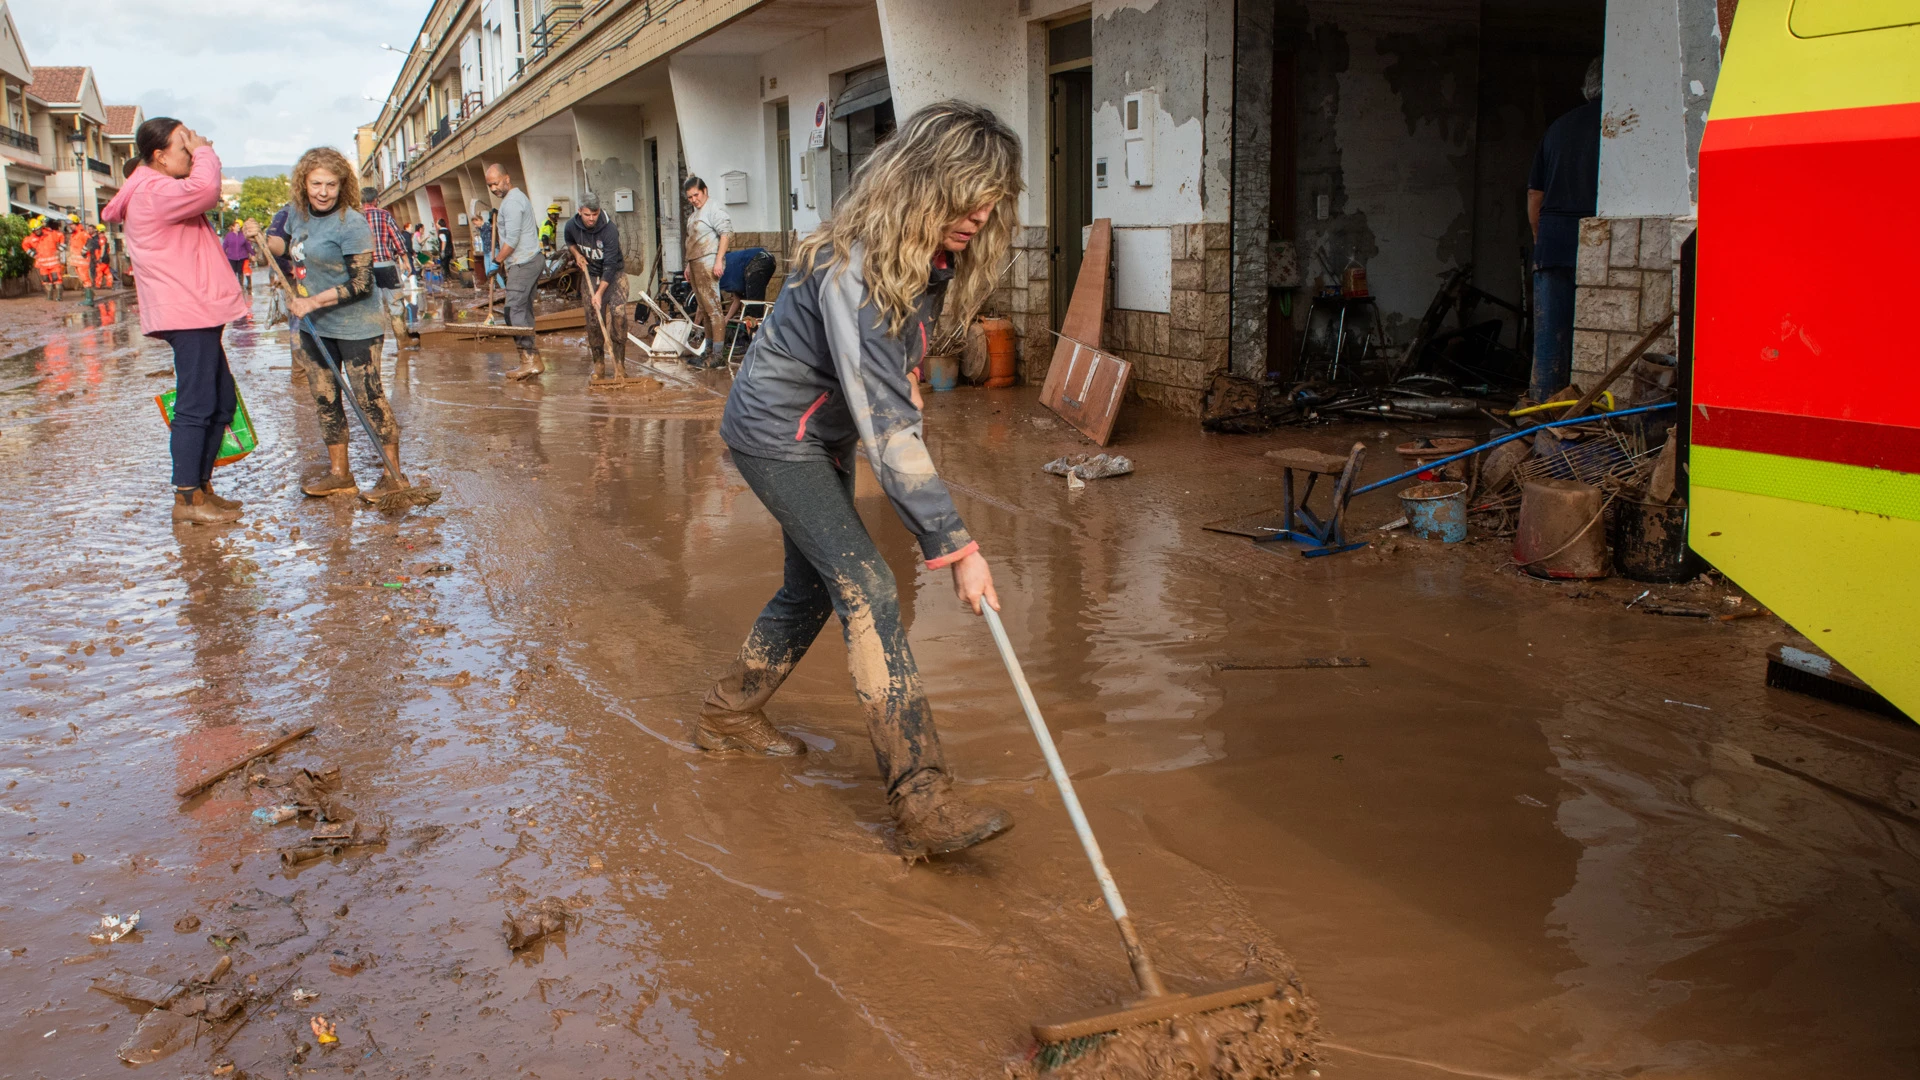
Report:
695,710,807,755
201,483,241,511
506,349,545,381
363,471,412,505
301,466,357,497
172,488,240,525
892,779,1013,857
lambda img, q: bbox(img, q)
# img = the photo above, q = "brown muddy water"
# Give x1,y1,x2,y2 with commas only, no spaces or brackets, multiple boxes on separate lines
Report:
1,287,1916,1079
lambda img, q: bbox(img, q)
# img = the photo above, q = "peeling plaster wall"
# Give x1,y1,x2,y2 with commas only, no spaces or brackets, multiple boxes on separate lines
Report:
1089,0,1234,228
1597,0,1694,217
1293,0,1481,338
573,105,656,295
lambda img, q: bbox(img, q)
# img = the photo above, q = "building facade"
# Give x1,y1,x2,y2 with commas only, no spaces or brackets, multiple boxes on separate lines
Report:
364,0,1725,415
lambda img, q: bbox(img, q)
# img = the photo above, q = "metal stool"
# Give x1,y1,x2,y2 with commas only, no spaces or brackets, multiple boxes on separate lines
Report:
1260,442,1367,557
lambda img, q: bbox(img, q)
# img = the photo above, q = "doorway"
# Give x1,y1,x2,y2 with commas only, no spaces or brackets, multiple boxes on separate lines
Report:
775,102,793,248
1048,17,1092,331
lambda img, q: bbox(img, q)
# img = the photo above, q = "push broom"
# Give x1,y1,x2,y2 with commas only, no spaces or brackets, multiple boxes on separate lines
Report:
252,234,440,512
982,606,1292,1075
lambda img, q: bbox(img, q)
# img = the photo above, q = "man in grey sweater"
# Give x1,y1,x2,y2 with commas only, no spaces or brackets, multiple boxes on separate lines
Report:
486,163,546,380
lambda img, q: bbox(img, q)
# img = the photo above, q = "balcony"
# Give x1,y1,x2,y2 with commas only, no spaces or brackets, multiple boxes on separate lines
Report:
530,3,583,61
0,124,38,153
87,157,110,176
428,115,451,148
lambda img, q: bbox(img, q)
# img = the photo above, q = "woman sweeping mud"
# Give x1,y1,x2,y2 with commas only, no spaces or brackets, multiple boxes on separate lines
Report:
245,148,407,502
701,101,1018,857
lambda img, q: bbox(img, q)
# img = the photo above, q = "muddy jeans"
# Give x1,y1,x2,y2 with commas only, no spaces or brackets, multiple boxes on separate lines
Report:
582,274,629,366
297,331,397,447
704,451,948,801
687,259,725,357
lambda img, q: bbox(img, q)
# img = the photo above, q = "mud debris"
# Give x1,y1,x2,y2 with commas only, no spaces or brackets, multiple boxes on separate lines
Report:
504,898,570,951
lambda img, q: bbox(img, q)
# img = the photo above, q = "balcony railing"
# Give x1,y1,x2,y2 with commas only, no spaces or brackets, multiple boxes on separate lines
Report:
0,124,38,152
530,4,583,61
428,115,451,148
87,157,111,176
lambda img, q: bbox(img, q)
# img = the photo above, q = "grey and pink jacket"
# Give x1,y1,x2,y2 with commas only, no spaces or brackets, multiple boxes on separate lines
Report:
720,244,974,569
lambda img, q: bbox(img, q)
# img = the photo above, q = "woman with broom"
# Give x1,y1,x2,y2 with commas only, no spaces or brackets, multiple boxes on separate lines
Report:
700,100,1017,857
245,147,407,502
101,117,251,524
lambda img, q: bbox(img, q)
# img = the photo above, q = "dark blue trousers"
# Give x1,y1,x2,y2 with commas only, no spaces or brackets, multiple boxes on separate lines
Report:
1531,266,1577,400
155,326,235,489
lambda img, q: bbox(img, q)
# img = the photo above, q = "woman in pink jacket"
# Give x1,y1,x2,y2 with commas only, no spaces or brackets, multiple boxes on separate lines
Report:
101,117,251,525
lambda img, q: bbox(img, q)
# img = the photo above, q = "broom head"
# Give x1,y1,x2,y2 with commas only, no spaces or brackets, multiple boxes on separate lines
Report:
1033,976,1276,1043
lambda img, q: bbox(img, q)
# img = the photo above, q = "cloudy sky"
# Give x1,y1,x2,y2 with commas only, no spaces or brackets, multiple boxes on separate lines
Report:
14,0,425,167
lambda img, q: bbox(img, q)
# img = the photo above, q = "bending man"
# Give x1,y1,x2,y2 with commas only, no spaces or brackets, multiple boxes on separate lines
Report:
564,191,628,380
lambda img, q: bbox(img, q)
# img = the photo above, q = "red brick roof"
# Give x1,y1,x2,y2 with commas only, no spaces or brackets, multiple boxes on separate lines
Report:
104,105,139,137
26,66,85,104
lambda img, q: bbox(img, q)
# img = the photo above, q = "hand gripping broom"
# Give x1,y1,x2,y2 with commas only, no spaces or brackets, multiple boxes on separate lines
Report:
981,606,1281,1072
252,235,440,512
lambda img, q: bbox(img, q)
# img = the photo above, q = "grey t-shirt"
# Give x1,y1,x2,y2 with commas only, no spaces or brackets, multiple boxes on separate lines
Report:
495,188,542,266
283,204,387,341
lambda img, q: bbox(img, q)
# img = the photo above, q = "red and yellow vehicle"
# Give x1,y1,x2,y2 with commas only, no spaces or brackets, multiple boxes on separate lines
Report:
1695,0,1919,718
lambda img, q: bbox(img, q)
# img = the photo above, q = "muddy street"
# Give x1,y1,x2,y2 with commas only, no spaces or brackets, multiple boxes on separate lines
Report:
1,290,1916,1079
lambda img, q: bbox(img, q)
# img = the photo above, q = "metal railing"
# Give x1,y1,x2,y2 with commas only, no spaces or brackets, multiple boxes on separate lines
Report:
87,157,111,176
530,3,583,61
459,91,483,121
429,116,451,148
0,124,37,152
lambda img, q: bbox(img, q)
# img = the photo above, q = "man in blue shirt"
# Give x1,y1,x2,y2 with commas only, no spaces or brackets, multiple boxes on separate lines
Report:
1527,58,1603,400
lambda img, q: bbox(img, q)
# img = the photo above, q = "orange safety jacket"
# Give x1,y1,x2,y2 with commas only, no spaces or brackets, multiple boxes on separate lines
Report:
66,229,88,272
23,229,63,275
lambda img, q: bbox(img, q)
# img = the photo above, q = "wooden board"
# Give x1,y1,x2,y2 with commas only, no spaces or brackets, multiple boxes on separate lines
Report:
1043,338,1132,446
1042,219,1110,406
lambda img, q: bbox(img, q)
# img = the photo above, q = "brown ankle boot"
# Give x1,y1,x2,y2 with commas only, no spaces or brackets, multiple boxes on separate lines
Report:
506,349,545,381
201,483,241,511
892,779,1013,857
695,710,807,756
172,488,241,525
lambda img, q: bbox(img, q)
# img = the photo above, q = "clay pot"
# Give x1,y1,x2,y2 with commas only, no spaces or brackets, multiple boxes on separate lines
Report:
1514,478,1606,579
980,317,1017,388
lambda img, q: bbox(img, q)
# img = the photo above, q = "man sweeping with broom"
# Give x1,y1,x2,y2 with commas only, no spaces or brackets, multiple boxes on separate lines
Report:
245,148,413,504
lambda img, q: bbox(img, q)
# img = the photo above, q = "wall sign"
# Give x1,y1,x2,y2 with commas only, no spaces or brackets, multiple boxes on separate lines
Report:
808,100,827,149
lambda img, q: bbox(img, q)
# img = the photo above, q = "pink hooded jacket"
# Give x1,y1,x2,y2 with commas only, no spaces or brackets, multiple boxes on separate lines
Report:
101,145,249,335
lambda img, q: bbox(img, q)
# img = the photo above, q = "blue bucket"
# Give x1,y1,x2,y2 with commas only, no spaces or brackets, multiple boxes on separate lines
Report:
1399,481,1469,542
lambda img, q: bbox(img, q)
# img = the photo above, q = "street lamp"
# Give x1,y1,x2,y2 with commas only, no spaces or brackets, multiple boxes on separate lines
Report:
68,125,92,306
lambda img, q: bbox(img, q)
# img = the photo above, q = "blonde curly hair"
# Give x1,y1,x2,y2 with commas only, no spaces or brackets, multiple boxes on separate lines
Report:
794,100,1022,337
290,147,362,215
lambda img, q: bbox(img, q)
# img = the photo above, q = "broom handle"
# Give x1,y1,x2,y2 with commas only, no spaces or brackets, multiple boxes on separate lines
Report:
249,234,404,484
982,606,1168,1000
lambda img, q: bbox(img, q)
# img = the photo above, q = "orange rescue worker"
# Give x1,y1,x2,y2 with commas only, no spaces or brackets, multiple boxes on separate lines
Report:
23,224,65,300
65,219,88,282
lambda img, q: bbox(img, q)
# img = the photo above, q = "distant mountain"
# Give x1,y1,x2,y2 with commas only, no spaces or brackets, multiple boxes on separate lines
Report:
223,164,291,181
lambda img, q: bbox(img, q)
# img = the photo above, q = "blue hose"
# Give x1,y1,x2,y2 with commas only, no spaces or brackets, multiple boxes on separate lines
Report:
1348,401,1676,498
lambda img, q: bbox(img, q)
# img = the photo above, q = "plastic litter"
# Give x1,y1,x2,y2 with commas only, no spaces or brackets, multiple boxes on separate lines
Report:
1042,453,1134,481
310,1015,338,1045
291,988,319,1004
252,805,299,825
89,911,139,943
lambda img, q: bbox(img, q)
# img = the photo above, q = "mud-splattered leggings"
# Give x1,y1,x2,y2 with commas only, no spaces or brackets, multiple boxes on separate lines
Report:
296,331,397,447
704,451,948,801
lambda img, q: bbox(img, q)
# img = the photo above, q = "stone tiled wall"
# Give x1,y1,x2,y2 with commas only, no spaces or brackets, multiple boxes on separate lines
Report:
1102,222,1233,415
1004,226,1051,386
1572,215,1692,394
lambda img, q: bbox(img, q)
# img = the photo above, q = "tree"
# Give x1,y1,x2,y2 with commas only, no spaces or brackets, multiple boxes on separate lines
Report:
229,175,290,228
0,214,30,279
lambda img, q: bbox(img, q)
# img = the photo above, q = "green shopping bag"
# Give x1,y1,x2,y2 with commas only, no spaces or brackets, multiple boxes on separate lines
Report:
153,385,258,467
